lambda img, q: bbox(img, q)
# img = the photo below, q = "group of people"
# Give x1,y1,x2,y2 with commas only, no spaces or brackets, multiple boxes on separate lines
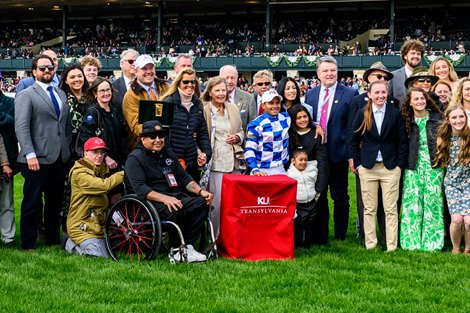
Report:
0,39,469,262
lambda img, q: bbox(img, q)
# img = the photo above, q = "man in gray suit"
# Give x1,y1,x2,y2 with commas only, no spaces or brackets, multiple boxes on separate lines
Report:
388,40,425,102
15,54,72,250
219,65,256,132
16,49,60,93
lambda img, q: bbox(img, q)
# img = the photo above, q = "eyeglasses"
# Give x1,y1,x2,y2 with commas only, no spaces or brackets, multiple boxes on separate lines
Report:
371,74,388,80
417,78,433,83
124,59,135,65
148,131,166,140
181,80,196,85
37,65,55,71
97,88,112,94
256,82,271,87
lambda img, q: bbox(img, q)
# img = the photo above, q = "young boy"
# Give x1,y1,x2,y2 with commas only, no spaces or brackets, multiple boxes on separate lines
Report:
287,148,321,247
244,89,291,175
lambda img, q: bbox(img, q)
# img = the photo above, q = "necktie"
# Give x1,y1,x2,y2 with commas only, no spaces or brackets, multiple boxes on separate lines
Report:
149,87,157,100
258,97,264,115
47,86,60,118
319,88,329,133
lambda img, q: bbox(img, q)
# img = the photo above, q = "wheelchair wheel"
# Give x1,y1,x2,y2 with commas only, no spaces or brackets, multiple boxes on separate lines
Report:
105,195,162,261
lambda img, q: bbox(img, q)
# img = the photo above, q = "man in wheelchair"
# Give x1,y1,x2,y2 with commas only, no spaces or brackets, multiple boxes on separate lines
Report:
65,137,124,257
125,120,214,262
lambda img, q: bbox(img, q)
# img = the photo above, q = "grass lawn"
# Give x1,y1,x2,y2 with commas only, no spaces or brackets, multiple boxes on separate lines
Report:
0,175,468,313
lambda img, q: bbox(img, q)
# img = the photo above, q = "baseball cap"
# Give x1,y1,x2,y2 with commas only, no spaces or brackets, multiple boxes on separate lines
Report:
84,137,108,151
135,54,155,68
140,120,166,137
261,89,283,103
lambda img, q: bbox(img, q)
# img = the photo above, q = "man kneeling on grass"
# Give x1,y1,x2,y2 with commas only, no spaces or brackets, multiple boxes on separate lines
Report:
125,120,213,263
65,137,124,257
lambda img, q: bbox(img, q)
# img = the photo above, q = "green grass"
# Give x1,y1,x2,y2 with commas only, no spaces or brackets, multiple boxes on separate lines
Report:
0,175,468,313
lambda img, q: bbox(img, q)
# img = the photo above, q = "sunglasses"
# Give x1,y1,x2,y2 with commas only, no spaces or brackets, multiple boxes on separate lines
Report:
371,74,388,80
125,59,135,64
148,131,167,140
417,78,433,83
181,80,196,85
256,82,271,87
37,65,55,71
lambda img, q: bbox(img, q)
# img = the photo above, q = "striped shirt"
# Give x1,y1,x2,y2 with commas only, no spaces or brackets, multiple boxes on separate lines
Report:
244,112,291,174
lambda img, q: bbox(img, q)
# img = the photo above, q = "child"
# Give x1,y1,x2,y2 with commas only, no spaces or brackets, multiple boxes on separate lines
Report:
287,148,320,247
244,89,291,175
434,103,470,255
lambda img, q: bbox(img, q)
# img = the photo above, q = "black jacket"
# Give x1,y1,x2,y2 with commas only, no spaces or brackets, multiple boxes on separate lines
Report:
125,142,193,199
350,104,408,170
406,110,443,170
0,92,18,172
165,91,211,168
80,103,127,165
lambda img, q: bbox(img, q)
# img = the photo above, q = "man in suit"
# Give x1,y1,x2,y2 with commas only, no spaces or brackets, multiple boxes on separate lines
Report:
219,65,256,132
252,69,273,117
347,61,399,245
388,39,425,102
304,56,358,243
349,81,408,251
15,54,72,250
112,49,140,114
17,49,60,93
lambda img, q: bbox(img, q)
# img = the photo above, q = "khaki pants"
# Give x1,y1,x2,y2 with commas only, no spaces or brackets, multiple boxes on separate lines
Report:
358,163,401,251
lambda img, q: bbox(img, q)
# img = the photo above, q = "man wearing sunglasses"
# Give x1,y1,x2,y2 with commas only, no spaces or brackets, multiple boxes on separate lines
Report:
112,49,140,117
252,70,273,116
125,120,213,262
15,54,72,251
17,49,60,93
347,61,399,246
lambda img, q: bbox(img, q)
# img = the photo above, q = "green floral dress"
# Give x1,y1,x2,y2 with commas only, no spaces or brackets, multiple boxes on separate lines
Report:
400,115,444,252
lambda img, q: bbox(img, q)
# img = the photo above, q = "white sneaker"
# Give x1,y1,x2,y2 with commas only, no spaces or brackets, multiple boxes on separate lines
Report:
186,245,207,262
172,245,207,263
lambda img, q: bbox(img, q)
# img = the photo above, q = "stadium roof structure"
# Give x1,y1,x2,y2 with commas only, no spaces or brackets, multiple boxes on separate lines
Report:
1,0,470,21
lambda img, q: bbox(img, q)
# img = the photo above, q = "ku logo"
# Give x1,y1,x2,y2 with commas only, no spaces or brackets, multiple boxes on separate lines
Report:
257,197,270,205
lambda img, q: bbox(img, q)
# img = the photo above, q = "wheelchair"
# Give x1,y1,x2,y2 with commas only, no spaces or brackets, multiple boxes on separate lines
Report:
105,194,218,263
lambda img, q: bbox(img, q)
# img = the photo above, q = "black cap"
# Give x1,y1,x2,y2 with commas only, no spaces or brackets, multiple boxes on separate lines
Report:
140,120,164,137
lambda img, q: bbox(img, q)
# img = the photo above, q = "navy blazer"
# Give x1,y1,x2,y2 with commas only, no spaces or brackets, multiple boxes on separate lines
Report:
305,83,358,163
349,104,408,170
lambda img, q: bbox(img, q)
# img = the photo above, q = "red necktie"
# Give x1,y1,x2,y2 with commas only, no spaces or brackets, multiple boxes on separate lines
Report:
258,98,264,115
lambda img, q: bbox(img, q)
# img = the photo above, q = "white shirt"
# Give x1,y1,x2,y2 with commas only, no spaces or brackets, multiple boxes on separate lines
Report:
372,103,386,162
228,89,236,104
316,82,337,124
123,76,133,91
36,80,63,110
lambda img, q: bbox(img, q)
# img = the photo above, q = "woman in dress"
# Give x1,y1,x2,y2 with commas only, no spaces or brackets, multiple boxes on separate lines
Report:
288,104,329,246
200,76,244,238
449,77,470,127
160,68,211,181
431,80,452,110
429,56,459,90
399,87,445,252
434,103,470,254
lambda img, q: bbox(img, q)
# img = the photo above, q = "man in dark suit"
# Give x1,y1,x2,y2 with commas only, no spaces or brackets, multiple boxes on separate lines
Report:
304,56,358,243
252,69,274,117
349,81,408,251
388,40,425,103
15,54,72,250
219,65,256,132
17,49,60,93
112,49,140,115
347,61,399,245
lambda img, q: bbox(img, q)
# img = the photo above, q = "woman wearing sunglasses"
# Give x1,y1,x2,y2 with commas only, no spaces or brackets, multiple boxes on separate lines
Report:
160,68,211,181
404,66,442,110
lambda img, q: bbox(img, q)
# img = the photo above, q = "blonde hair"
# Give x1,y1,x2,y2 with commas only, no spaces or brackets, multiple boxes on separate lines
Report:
450,77,470,107
253,69,273,84
161,68,200,99
429,56,459,82
80,55,102,70
201,76,227,102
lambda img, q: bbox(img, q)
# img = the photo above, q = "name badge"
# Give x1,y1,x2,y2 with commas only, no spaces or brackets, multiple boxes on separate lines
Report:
167,173,178,187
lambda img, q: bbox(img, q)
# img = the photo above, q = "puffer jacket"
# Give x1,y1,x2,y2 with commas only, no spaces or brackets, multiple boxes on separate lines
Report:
67,158,124,245
287,160,319,203
164,91,211,168
406,110,443,170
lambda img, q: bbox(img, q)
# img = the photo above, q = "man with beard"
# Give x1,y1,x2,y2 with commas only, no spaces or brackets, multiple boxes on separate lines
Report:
388,40,426,102
15,54,72,251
